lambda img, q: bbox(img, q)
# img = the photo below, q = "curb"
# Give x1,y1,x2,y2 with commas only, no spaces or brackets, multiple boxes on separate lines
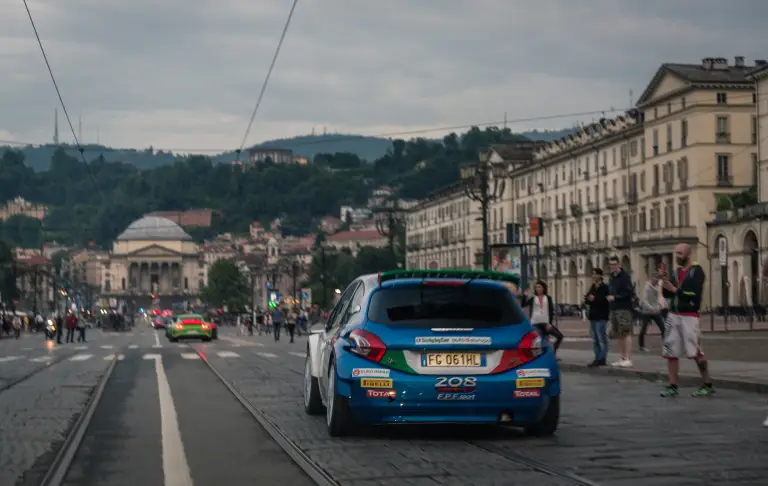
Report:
558,362,768,394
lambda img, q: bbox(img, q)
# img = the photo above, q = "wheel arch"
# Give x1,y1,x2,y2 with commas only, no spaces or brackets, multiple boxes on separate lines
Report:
307,332,323,378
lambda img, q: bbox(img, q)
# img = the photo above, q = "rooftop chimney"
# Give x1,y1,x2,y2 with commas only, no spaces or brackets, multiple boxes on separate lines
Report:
702,57,714,70
735,56,745,68
756,59,768,67
711,57,728,70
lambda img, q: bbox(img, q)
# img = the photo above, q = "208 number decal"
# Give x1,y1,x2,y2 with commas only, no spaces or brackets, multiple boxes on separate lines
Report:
435,376,477,388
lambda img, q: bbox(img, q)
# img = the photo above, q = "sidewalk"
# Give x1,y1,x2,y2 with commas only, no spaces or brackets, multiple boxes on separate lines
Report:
557,348,768,394
554,316,768,335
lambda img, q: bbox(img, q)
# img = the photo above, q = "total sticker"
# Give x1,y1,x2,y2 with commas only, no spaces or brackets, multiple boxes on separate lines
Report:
366,389,396,398
352,368,390,377
513,389,541,398
516,368,551,378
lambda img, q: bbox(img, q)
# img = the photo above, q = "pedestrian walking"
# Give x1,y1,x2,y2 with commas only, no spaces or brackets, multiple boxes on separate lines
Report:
65,311,77,343
585,268,610,367
285,307,297,343
520,281,563,356
638,273,666,351
55,312,64,344
272,307,282,341
659,243,713,398
76,313,86,343
607,255,635,367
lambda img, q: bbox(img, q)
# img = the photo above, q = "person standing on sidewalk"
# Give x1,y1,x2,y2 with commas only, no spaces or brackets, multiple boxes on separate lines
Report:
607,256,635,367
638,273,666,352
659,243,713,398
520,281,564,356
585,268,610,367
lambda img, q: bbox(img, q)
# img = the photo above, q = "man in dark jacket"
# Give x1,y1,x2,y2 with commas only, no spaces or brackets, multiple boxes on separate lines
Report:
608,255,635,367
585,268,610,367
659,243,712,397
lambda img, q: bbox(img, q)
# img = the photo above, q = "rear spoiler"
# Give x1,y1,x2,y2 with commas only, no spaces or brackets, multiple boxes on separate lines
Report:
378,269,520,287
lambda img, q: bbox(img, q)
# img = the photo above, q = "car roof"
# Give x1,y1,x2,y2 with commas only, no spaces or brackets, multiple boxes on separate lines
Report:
378,278,510,289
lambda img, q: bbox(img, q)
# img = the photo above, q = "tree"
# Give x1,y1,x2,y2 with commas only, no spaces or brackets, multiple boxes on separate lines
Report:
0,240,18,306
199,259,250,311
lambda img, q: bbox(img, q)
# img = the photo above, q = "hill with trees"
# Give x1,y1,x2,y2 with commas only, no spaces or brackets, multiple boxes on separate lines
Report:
0,125,534,248
2,129,575,172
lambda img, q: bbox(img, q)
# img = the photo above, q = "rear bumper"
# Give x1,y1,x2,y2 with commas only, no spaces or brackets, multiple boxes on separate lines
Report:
337,354,559,426
169,330,212,339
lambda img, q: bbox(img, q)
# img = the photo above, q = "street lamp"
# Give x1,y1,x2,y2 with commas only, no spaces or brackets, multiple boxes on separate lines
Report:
460,153,508,270
373,197,405,256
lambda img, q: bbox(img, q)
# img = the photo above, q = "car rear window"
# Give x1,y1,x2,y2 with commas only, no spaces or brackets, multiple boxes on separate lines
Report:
367,284,525,327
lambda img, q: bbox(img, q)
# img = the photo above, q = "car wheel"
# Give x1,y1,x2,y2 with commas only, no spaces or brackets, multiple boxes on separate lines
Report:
303,354,323,415
326,361,351,437
169,337,178,343
524,395,560,437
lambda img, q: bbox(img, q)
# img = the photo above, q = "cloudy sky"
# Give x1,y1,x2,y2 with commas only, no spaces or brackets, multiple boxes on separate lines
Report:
1,0,767,153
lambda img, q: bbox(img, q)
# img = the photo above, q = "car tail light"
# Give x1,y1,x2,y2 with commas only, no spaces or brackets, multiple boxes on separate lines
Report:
175,323,183,330
490,330,545,374
347,329,386,362
201,323,209,330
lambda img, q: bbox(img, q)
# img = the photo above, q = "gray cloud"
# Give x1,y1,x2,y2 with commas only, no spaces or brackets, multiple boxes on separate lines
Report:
2,0,767,151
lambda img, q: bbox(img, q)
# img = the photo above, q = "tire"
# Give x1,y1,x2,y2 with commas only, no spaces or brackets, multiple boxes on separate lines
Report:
525,395,559,437
326,361,352,437
303,353,323,415
169,337,178,343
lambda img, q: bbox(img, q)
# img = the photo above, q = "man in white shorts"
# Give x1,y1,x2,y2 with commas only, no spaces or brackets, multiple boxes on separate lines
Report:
659,243,713,398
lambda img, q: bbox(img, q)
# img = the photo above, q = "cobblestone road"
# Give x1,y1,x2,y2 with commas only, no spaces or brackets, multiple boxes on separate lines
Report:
196,333,768,486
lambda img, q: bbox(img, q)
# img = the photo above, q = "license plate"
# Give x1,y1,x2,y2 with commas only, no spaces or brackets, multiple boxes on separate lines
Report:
421,352,483,367
186,330,199,335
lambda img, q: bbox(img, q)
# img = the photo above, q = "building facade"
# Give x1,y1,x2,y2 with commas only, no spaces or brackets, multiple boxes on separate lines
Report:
704,60,768,307
0,197,48,221
405,56,764,306
99,216,207,308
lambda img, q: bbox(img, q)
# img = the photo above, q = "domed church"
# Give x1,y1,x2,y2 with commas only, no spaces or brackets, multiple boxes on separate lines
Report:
99,216,207,309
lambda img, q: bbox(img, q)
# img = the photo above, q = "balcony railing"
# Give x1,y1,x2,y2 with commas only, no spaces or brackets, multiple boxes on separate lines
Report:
632,226,698,243
715,132,731,144
612,235,629,248
625,192,638,205
717,175,733,187
587,201,598,213
605,198,617,209
556,208,567,219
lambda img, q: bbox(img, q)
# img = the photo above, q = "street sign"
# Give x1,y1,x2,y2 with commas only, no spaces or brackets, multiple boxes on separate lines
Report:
718,237,728,267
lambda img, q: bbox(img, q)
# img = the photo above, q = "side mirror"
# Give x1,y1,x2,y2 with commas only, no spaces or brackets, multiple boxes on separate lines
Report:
310,323,325,334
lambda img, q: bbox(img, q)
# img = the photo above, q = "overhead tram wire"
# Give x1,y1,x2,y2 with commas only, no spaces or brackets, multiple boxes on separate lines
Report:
237,0,299,160
21,0,103,201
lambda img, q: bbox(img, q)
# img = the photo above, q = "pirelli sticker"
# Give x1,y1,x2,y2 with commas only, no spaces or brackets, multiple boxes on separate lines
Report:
361,378,393,389
515,378,545,389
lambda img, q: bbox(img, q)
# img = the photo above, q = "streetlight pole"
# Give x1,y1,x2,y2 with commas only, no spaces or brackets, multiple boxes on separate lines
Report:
460,152,507,271
374,197,405,259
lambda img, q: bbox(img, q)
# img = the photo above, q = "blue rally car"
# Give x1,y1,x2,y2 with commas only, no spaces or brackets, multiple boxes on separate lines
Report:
303,269,561,437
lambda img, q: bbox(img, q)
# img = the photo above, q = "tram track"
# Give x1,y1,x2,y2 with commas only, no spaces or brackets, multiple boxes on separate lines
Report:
0,350,82,394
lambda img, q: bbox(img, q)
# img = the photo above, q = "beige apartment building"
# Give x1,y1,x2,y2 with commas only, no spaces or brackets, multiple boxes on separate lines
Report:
703,60,768,308
406,56,762,306
405,183,480,270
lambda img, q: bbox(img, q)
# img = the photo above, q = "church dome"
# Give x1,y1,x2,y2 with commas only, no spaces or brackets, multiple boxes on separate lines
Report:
116,216,193,241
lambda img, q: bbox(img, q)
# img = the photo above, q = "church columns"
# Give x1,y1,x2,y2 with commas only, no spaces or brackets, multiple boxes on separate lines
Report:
127,260,183,295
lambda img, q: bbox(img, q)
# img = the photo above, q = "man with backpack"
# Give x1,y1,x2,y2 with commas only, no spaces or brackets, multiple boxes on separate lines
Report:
607,255,635,368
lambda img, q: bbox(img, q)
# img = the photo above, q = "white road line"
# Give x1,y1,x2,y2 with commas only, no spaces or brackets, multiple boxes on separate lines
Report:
0,356,23,363
176,344,188,348
117,354,125,361
104,354,115,360
154,332,160,347
288,352,306,358
101,345,114,349
30,356,53,363
75,346,88,350
152,344,164,348
143,353,162,360
128,344,139,349
69,354,93,361
216,351,240,358
256,352,278,359
180,353,200,360
152,355,194,486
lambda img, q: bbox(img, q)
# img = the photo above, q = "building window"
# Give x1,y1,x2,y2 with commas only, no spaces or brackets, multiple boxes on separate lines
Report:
666,124,673,152
681,119,688,147
652,129,659,156
753,153,759,187
678,198,690,226
667,102,672,115
681,97,686,109
653,107,658,119
716,92,727,104
105,280,111,292
121,278,126,290
184,277,189,290
753,116,758,144
717,155,730,183
664,200,674,227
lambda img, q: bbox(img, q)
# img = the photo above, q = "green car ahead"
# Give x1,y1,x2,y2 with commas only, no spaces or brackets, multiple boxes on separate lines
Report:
166,314,213,342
